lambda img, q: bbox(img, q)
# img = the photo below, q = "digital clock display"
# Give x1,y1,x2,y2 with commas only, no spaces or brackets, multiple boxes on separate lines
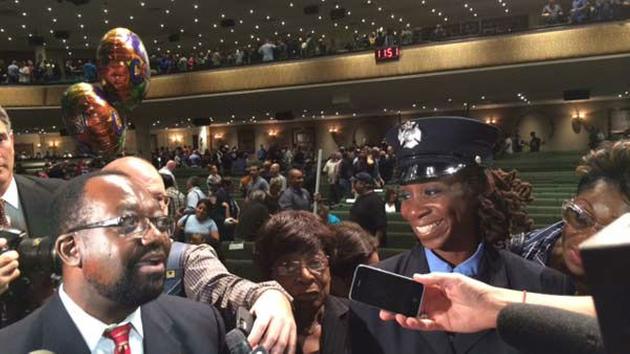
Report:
375,46,401,62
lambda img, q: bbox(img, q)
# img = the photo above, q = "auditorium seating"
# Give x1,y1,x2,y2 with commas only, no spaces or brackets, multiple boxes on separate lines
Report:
174,151,584,281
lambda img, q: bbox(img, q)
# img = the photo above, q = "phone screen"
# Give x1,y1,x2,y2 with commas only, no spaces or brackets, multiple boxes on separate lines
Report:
349,264,424,317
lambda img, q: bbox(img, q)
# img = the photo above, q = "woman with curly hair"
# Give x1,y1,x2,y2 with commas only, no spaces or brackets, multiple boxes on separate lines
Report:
350,117,575,354
518,139,630,294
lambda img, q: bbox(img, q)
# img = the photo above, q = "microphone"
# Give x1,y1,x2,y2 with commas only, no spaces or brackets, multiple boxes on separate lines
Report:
497,303,605,354
225,328,268,354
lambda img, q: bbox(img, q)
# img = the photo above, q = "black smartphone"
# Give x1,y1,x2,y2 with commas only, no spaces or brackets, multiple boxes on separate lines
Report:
349,264,424,317
236,306,255,335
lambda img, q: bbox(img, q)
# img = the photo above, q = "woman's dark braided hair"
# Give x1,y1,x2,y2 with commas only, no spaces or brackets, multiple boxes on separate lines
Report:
453,165,534,246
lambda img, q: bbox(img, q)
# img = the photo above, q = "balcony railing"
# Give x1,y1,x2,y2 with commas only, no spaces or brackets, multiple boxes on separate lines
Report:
1,5,629,87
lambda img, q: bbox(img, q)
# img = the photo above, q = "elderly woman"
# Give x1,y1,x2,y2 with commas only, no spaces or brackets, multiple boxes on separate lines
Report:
516,140,630,294
255,211,350,354
176,198,220,246
330,221,379,297
350,117,575,354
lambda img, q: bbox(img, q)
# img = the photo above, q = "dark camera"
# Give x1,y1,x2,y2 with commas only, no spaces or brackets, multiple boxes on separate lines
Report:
0,229,60,326
0,228,60,275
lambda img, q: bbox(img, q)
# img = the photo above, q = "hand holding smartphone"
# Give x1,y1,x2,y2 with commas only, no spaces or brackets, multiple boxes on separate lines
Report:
349,264,424,317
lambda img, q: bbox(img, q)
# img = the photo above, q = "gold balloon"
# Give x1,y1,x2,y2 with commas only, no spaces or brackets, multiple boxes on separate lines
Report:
97,27,150,112
61,83,126,157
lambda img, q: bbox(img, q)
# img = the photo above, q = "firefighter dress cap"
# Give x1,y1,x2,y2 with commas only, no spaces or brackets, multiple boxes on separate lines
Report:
386,116,499,185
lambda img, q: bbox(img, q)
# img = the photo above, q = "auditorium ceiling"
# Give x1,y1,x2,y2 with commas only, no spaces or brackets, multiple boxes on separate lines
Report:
0,0,536,55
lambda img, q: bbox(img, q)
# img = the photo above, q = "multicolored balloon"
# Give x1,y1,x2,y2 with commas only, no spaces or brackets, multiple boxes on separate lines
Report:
61,83,126,157
97,27,150,112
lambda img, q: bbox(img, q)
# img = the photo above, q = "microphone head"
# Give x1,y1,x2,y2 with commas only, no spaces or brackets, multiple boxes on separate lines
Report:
497,303,605,354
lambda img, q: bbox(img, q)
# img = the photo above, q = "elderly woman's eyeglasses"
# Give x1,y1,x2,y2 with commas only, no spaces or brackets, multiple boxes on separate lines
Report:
66,214,173,237
561,199,603,231
273,255,329,277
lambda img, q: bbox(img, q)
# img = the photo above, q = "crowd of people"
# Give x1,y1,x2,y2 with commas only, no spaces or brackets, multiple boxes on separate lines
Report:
4,3,628,85
0,104,626,353
0,57,97,85
541,0,625,25
150,141,396,249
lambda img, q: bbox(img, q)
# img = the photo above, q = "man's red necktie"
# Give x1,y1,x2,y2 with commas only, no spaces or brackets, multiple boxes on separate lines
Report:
0,200,9,228
104,323,132,354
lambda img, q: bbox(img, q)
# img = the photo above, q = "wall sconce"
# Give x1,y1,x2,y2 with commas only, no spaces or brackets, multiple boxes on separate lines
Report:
571,109,585,134
213,133,224,140
484,117,497,125
267,129,279,137
328,127,340,133
170,134,183,144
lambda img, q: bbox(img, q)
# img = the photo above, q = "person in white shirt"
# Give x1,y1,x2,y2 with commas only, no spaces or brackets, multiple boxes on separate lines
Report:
269,163,287,191
158,160,177,190
322,152,341,205
185,176,207,214
18,62,31,84
0,171,225,353
258,39,277,62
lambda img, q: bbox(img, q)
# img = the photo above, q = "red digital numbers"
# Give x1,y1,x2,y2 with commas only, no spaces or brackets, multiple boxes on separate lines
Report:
375,46,400,62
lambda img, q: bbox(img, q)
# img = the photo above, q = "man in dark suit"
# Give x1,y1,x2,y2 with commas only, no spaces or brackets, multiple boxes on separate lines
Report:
349,117,575,354
0,105,64,327
0,171,225,353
